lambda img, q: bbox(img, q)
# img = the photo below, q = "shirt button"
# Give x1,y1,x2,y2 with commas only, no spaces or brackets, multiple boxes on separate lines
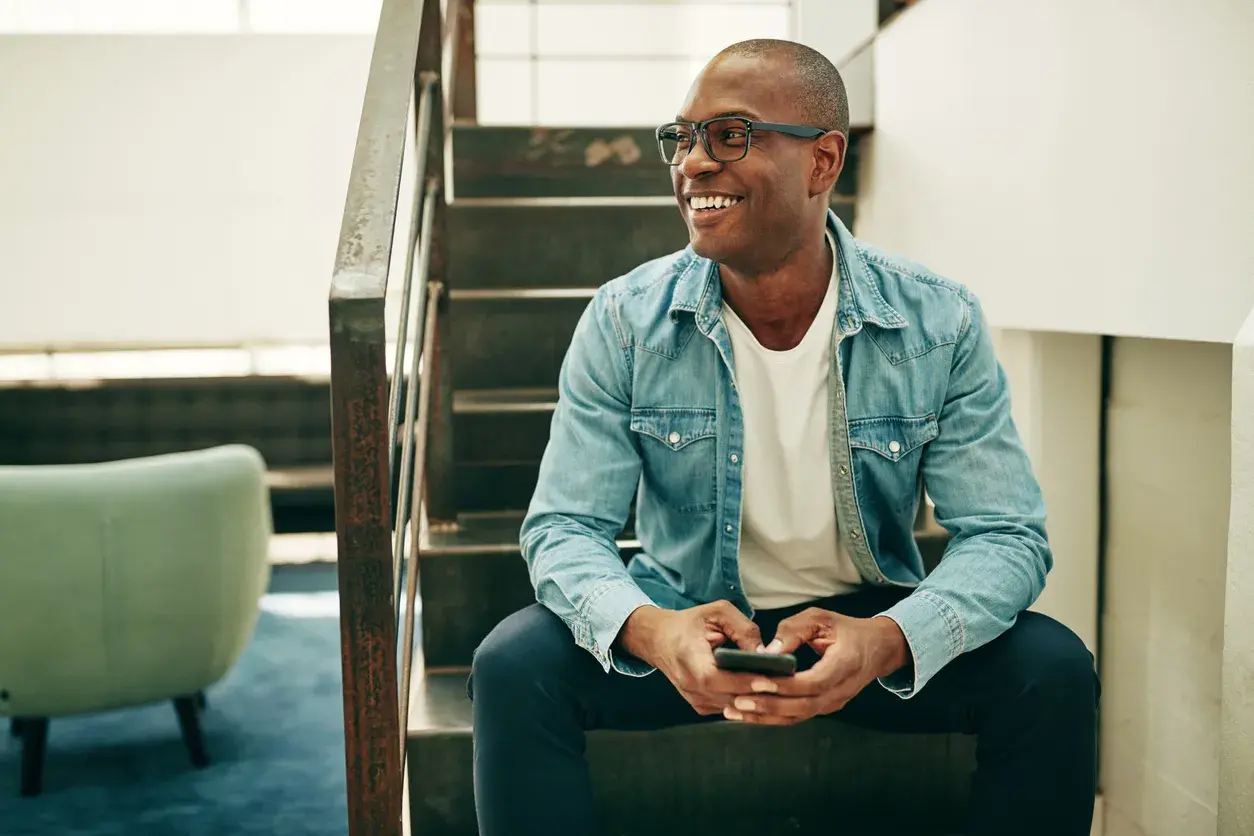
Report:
851,530,861,540
888,441,901,454
839,465,848,475
668,431,681,444
726,524,734,533
730,454,739,464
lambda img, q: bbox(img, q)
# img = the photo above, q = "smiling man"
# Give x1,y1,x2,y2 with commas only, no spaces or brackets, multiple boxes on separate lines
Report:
468,39,1099,836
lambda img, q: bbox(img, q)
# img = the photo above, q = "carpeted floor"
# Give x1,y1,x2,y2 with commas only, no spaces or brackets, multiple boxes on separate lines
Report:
0,564,351,836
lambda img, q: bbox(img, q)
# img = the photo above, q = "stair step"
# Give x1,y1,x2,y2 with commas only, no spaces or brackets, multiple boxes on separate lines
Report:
448,289,589,391
454,461,541,513
451,125,669,199
406,669,974,835
266,466,335,533
449,124,868,201
453,387,555,467
419,512,640,668
448,199,689,291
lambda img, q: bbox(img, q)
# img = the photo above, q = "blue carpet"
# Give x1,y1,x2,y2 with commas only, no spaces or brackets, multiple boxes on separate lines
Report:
0,564,352,836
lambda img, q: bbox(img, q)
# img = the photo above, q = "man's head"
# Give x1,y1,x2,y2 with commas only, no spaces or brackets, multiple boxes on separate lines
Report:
662,39,849,273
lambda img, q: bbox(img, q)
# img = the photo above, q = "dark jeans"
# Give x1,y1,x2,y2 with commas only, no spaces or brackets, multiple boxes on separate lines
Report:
468,587,1100,836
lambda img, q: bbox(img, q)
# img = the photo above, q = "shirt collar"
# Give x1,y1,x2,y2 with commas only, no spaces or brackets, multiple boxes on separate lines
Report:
669,209,908,335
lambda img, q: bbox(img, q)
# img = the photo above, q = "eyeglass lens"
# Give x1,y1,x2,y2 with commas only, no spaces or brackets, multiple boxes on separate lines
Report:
658,118,750,164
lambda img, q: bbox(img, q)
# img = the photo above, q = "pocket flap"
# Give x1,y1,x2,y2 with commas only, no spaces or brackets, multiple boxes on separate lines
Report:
630,407,717,451
848,414,938,462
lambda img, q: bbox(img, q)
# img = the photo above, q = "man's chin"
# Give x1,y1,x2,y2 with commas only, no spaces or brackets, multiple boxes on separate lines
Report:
689,232,733,264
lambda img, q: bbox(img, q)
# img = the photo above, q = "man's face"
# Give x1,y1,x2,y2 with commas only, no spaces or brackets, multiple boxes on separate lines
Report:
669,53,841,271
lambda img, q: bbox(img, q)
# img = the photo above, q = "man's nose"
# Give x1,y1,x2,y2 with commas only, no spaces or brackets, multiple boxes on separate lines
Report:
678,133,721,180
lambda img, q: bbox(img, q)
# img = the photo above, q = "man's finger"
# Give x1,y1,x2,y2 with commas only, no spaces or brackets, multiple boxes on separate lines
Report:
706,602,763,651
730,694,817,719
768,613,820,655
724,706,803,726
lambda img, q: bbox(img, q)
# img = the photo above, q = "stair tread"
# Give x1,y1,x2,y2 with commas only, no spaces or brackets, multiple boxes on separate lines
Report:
265,465,334,490
408,668,474,733
454,387,558,413
421,511,637,556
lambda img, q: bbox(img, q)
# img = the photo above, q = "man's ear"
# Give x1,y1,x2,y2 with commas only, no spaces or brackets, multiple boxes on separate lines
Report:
810,131,847,198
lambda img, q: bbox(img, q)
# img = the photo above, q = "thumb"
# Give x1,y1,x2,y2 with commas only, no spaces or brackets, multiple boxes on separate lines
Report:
705,602,763,652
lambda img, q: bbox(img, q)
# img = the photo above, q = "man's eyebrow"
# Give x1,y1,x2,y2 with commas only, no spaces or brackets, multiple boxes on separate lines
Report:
673,109,762,121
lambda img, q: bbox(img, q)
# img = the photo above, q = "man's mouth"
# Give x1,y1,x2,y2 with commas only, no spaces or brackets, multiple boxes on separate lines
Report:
686,194,743,221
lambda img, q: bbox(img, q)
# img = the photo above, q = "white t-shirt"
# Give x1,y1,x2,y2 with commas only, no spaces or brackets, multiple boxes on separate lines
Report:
721,230,863,610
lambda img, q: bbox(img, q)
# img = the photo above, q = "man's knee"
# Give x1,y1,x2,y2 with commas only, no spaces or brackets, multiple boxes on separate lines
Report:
469,603,582,703
1006,613,1100,710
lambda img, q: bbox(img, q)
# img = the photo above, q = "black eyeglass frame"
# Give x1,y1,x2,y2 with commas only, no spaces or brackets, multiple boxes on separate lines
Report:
655,117,830,165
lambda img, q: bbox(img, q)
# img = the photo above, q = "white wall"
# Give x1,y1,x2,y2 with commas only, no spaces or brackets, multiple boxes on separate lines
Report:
856,0,1254,342
474,0,794,126
1220,307,1254,835
992,330,1102,654
791,0,875,127
0,35,373,350
1101,339,1232,836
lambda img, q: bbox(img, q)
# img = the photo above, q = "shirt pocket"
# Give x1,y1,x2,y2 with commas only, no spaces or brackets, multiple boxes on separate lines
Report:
847,414,938,518
630,407,718,514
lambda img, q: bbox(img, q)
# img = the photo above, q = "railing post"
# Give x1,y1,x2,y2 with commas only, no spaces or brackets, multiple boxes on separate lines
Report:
451,0,477,122
329,296,403,836
328,0,428,831
419,0,457,525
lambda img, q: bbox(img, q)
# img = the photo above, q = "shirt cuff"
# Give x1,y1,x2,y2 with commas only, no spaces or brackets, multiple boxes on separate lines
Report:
583,581,659,677
874,590,965,698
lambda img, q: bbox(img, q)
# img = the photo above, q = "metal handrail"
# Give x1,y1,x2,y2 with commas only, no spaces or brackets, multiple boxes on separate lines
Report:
391,165,439,600
328,0,455,832
386,74,440,479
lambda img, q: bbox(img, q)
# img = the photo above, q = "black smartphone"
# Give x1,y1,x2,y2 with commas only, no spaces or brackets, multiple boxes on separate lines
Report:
713,647,797,677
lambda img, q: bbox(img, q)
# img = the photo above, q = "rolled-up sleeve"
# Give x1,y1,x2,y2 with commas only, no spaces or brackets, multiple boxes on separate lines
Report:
519,289,656,676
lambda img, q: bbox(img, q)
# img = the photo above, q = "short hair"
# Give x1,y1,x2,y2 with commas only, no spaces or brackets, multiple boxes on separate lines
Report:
716,39,849,137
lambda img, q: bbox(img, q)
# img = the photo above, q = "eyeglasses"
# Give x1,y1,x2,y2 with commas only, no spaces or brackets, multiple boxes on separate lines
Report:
655,117,829,165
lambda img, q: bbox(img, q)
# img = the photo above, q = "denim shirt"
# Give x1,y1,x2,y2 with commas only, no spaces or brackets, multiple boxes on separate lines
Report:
519,211,1051,698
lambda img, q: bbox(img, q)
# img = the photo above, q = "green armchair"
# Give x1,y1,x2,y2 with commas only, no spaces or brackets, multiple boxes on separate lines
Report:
0,444,273,796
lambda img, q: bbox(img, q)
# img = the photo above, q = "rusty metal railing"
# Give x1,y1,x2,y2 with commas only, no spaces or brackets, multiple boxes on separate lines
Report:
327,0,459,832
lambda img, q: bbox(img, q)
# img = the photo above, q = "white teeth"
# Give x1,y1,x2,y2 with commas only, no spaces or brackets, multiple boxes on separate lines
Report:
689,195,740,210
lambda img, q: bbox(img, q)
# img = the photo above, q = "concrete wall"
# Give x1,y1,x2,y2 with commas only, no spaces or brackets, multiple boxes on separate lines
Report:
0,35,373,350
1219,308,1254,835
1101,339,1232,836
856,0,1254,342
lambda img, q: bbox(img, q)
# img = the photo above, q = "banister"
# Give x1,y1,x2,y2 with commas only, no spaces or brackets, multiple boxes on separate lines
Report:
328,0,455,833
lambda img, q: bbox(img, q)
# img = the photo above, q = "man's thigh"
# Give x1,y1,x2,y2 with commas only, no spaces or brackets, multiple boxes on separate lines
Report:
468,603,715,733
831,610,1095,735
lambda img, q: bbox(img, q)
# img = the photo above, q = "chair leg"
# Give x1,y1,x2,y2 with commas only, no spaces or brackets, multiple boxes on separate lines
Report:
19,718,48,798
195,691,207,711
173,696,209,768
9,718,21,737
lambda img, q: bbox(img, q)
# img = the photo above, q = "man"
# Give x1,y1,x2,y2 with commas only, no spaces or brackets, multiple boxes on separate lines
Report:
469,39,1099,835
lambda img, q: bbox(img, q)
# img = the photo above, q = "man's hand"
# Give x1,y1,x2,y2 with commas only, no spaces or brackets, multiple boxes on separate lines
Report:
617,601,766,715
723,608,911,726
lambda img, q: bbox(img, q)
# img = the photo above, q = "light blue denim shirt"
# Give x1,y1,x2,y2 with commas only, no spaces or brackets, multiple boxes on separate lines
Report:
519,211,1051,698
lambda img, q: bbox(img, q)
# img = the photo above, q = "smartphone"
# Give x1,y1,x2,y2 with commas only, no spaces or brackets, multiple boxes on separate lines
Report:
713,647,797,677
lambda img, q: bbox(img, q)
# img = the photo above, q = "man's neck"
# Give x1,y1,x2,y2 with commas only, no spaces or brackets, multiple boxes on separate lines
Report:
720,231,833,352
